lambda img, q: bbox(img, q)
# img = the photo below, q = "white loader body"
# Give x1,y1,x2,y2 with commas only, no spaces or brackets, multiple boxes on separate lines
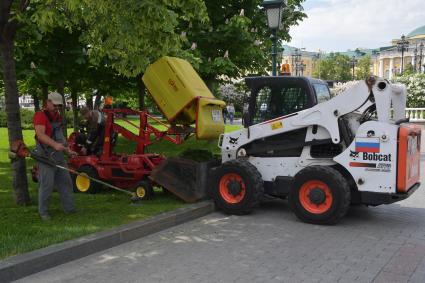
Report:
218,77,420,212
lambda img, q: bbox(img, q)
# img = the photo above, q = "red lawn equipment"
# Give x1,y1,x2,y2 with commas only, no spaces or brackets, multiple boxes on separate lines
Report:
66,108,189,200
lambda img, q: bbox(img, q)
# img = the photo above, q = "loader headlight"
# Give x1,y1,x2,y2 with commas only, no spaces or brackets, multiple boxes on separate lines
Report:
237,148,247,157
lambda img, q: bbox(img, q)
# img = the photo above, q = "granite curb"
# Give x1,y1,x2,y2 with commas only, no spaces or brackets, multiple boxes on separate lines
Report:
0,201,215,283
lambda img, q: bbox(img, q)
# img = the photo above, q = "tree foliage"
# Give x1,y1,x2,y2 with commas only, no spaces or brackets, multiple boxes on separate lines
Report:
313,53,352,81
64,0,209,78
185,0,306,83
355,55,371,80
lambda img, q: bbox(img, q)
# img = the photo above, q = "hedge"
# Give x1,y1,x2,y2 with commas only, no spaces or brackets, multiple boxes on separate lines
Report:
0,109,75,129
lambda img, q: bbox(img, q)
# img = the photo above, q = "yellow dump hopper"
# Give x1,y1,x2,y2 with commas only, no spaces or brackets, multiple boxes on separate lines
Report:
142,56,225,139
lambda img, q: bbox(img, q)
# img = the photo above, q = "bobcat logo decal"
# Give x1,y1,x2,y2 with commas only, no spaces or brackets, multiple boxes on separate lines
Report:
229,137,239,145
350,150,359,158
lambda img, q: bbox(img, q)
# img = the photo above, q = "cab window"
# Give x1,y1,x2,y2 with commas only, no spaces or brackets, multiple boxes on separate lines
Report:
313,83,331,103
253,85,308,123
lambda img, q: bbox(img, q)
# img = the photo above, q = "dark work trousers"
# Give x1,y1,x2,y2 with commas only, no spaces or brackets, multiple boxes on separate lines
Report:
37,159,75,216
36,121,76,216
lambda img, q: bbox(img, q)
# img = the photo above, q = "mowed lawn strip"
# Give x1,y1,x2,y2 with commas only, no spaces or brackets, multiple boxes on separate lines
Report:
0,123,241,260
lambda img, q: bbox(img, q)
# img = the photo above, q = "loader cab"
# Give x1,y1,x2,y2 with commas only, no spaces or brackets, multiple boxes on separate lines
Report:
244,76,330,126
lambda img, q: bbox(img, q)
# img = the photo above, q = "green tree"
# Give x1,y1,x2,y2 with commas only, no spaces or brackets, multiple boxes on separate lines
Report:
355,55,372,80
184,0,306,87
313,53,351,81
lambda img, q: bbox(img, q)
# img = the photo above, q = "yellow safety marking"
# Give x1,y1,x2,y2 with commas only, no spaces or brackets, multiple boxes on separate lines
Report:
271,121,283,130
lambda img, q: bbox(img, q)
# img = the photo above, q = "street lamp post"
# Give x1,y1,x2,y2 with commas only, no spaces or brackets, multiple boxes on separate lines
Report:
414,45,418,73
292,48,301,76
397,35,409,75
297,61,306,76
349,56,357,80
313,51,321,79
262,0,287,76
419,42,424,73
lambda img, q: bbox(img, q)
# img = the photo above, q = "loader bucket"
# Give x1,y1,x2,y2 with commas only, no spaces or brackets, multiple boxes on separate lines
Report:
150,157,220,203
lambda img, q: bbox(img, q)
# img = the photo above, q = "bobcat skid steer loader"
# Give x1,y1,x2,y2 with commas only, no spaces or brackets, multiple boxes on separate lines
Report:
212,76,421,224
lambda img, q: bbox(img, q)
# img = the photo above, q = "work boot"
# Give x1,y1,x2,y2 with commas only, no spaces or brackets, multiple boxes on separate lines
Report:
40,214,51,221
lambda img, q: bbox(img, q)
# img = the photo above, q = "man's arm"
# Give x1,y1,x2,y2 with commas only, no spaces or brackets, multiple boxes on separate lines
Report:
35,125,66,152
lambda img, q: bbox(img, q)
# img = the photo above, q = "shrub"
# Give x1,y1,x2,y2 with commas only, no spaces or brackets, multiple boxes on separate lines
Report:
0,108,77,129
394,73,425,107
218,82,249,112
330,81,358,97
21,109,35,129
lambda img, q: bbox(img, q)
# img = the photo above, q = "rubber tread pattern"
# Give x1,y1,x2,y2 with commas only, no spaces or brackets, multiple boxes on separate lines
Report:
212,158,264,215
289,165,351,225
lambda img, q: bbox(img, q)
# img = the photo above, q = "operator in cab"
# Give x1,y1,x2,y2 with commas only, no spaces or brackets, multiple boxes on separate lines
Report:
79,107,106,155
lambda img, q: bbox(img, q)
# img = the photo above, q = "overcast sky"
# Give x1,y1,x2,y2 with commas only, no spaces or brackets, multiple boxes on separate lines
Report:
287,0,425,52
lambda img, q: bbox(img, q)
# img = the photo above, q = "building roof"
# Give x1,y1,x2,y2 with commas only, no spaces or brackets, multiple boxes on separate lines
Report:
407,25,425,39
282,45,319,57
282,44,379,59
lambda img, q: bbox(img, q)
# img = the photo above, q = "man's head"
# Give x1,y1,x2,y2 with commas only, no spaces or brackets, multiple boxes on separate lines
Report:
80,106,91,120
46,92,63,112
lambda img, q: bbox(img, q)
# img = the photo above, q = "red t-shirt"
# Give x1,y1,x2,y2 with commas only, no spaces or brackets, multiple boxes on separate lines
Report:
33,111,61,138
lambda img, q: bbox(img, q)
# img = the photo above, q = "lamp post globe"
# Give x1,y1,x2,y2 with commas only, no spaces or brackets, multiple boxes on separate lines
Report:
262,0,287,76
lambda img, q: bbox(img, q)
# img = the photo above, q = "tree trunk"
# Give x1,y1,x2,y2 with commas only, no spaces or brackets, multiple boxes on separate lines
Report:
0,39,30,205
32,92,40,111
136,73,145,110
41,84,48,104
70,89,78,132
56,80,67,137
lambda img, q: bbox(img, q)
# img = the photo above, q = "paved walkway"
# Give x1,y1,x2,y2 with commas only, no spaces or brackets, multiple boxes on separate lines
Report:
16,162,425,283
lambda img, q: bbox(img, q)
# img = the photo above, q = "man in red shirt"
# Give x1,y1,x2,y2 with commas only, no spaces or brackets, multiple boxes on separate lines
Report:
33,92,77,221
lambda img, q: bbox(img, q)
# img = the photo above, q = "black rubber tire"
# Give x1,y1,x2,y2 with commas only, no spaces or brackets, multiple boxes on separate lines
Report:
133,180,154,200
72,165,102,194
211,159,264,215
289,166,351,225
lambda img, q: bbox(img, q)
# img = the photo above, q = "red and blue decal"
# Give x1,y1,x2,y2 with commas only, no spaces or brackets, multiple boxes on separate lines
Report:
349,162,376,168
355,138,380,153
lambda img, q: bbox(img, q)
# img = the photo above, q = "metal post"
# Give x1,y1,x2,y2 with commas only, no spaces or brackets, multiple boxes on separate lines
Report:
397,35,409,75
401,48,405,74
271,30,277,76
349,56,356,80
419,42,424,73
414,46,418,73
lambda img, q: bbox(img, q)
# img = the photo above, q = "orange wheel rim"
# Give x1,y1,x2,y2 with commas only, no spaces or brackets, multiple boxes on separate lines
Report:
219,173,246,204
299,180,333,214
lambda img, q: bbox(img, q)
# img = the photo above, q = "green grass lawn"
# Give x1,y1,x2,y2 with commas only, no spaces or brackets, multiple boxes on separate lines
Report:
0,123,242,260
